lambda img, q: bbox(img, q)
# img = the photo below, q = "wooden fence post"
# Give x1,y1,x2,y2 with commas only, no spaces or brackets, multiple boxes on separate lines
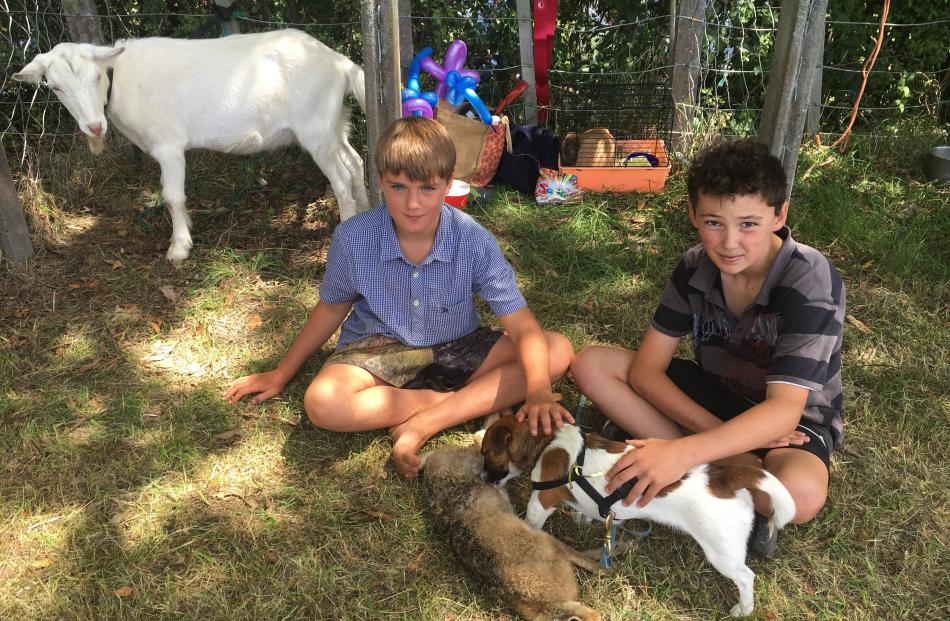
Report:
360,0,402,208
516,0,538,125
213,0,241,36
0,151,34,263
670,0,705,154
398,0,413,77
804,28,825,136
61,0,104,45
758,0,827,198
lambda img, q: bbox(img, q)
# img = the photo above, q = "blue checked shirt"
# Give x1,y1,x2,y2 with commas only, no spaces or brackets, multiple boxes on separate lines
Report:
319,204,527,348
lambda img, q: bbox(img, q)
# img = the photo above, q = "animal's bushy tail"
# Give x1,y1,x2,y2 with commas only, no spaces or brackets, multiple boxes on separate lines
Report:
347,62,366,112
755,470,796,529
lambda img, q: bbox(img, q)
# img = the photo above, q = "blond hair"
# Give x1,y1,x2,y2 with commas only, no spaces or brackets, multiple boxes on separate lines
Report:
374,116,456,182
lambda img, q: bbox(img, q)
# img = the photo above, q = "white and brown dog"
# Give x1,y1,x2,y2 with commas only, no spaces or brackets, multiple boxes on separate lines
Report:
480,414,796,617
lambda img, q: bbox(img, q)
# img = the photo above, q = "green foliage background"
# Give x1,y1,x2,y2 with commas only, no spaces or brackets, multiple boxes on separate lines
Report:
2,0,948,157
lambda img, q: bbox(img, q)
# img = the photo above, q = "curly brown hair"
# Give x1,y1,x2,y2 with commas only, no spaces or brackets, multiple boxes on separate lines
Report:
686,140,787,214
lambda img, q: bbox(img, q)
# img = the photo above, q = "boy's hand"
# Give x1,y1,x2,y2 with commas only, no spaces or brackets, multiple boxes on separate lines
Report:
516,392,574,437
604,437,693,508
760,429,810,449
222,370,288,404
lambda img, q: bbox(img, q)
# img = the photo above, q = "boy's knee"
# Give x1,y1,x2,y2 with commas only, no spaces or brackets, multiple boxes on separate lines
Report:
303,381,349,431
570,346,606,388
545,332,574,378
773,471,828,524
766,451,829,524
788,482,827,524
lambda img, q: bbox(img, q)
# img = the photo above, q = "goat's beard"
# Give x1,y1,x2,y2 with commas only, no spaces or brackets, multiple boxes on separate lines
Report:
85,134,106,155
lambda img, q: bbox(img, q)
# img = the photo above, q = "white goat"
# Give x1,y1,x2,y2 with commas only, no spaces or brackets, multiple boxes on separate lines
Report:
14,29,370,261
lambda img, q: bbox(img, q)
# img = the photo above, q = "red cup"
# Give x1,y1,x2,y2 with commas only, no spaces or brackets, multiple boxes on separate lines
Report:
445,180,470,209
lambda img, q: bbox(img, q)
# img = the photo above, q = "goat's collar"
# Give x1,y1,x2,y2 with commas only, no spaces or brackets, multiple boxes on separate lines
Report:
105,67,114,110
531,434,638,519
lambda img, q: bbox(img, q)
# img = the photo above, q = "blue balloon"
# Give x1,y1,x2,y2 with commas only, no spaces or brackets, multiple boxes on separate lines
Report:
407,47,432,94
464,88,493,125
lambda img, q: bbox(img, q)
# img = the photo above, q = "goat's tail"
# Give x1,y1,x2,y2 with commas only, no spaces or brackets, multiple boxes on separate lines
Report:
754,470,796,530
347,62,366,113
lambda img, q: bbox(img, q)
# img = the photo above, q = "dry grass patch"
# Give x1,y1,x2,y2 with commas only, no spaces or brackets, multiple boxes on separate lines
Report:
1,139,948,619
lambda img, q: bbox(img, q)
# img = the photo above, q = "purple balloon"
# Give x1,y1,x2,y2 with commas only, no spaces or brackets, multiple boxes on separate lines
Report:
420,56,445,82
420,39,478,100
402,97,433,119
443,40,468,72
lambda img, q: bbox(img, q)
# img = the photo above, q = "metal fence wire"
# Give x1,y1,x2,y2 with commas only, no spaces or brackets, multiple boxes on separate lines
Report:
2,1,947,170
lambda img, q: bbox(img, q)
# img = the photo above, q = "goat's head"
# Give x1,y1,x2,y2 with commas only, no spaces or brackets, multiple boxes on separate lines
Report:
14,43,124,153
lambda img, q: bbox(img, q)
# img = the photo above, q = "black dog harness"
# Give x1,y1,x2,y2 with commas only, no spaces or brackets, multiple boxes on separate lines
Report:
531,435,638,519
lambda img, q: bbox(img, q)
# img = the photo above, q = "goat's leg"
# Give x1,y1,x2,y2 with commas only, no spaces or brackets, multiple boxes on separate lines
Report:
152,146,192,262
339,136,370,213
303,141,359,221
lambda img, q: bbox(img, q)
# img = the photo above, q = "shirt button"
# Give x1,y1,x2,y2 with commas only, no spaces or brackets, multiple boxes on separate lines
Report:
412,271,419,278
412,299,420,307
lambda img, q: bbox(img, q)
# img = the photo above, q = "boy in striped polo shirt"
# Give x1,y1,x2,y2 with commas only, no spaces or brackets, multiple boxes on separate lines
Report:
224,117,574,478
571,140,845,554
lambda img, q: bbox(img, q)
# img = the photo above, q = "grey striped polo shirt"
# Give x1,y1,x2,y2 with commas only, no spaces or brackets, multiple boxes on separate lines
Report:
650,227,845,447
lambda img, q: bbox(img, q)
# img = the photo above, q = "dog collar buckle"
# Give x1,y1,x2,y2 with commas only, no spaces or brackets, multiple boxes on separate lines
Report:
568,463,583,490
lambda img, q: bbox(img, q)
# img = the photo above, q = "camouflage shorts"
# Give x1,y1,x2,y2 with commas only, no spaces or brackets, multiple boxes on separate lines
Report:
325,327,504,392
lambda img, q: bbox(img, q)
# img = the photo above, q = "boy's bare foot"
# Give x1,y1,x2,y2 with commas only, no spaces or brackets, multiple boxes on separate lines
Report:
390,416,432,479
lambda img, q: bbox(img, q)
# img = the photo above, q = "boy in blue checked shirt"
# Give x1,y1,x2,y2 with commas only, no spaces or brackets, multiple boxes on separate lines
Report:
571,140,845,555
224,117,574,478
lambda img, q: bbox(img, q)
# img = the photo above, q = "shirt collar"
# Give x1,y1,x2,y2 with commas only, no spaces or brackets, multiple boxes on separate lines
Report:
688,226,795,309
379,204,457,264
753,226,795,306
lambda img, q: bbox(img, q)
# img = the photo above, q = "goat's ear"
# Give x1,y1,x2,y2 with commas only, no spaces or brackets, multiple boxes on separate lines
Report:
13,54,51,84
88,46,124,65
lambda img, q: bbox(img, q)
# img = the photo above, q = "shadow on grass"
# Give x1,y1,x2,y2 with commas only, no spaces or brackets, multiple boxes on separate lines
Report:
3,138,949,619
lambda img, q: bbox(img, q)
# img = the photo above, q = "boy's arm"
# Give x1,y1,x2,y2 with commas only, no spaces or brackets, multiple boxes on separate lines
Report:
498,307,574,436
605,382,807,506
628,327,725,433
223,300,352,403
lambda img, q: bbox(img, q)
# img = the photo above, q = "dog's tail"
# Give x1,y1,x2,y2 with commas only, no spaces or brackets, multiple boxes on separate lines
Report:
754,470,796,529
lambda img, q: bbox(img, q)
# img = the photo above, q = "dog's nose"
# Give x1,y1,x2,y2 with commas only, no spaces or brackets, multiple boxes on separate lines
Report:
485,467,507,484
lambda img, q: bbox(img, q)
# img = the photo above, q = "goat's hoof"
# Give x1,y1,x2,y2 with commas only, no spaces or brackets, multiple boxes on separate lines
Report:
165,244,191,263
729,603,753,617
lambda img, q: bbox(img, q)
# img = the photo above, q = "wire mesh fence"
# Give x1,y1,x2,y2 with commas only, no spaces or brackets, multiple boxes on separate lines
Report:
2,1,947,173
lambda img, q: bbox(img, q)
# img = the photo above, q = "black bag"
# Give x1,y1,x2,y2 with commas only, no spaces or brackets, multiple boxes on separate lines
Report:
490,124,561,194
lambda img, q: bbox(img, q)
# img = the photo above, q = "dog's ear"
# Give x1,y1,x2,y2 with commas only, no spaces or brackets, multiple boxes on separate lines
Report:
482,420,513,460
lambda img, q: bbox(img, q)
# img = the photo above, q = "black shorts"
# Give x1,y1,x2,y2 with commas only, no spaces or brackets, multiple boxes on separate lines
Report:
666,358,834,468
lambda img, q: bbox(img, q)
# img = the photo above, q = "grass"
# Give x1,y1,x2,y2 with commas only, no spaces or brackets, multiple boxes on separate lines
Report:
1,131,949,620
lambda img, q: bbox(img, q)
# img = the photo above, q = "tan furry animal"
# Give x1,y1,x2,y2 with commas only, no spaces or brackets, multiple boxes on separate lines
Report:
422,445,602,621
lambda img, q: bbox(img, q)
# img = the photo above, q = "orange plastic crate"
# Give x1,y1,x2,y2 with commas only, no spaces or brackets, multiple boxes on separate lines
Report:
560,138,671,193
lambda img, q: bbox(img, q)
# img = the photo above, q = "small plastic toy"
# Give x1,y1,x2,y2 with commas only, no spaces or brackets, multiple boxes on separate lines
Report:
620,151,660,167
536,168,583,205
